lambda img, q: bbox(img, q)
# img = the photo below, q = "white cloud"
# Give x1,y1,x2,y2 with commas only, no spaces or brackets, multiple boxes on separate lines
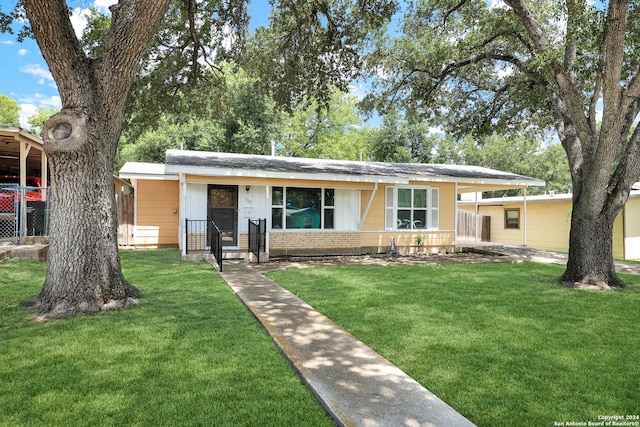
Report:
20,63,54,83
94,0,118,13
18,104,38,128
0,40,14,45
70,7,90,39
18,95,61,129
17,48,28,56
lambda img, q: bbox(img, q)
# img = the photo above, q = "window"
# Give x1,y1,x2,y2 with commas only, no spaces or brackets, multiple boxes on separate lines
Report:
386,186,439,230
324,189,335,229
505,209,520,229
271,187,335,230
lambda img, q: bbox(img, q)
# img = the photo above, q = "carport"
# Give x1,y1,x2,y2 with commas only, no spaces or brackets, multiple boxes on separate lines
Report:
0,127,48,187
0,127,49,244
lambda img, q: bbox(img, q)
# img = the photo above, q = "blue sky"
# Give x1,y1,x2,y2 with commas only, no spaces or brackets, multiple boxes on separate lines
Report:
0,0,272,128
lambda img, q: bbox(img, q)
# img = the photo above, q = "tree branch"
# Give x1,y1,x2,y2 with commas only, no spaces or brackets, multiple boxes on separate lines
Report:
22,0,88,107
503,0,549,52
99,0,172,111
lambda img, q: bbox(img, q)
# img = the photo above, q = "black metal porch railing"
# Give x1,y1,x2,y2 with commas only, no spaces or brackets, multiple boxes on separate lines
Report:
210,220,223,272
248,218,266,263
185,219,223,272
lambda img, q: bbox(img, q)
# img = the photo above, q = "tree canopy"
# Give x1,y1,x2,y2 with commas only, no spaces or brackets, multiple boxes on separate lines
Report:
118,63,282,166
364,0,640,288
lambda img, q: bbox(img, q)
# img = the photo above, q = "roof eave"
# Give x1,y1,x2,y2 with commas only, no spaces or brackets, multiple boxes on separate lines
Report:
166,164,410,184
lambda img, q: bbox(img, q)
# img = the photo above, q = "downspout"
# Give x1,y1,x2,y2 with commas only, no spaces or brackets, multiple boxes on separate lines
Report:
454,182,458,247
132,178,138,246
523,187,527,246
359,182,378,231
475,191,479,242
179,174,187,256
622,202,627,260
265,185,270,254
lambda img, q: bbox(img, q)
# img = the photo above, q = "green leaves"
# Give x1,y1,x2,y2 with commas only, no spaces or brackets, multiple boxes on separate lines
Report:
119,63,282,166
246,0,397,110
364,0,605,139
0,94,20,127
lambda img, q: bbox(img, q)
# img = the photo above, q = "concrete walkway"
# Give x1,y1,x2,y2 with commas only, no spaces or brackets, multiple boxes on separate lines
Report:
461,243,640,276
216,245,640,426
219,260,477,427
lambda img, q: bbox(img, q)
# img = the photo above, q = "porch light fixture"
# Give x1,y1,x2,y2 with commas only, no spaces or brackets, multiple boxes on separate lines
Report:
245,185,250,192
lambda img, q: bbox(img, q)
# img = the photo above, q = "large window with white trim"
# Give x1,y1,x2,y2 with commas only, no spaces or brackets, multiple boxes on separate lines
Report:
385,186,439,230
271,186,335,230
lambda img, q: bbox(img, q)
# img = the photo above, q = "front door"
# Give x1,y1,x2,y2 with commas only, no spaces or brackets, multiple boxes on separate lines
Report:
208,185,238,247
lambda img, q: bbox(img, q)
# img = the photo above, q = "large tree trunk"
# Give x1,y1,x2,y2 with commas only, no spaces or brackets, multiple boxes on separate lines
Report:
505,0,640,290
561,197,625,289
24,111,140,319
22,0,171,319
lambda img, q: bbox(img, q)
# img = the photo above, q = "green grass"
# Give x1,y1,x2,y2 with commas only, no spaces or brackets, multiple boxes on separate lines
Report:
268,263,640,427
0,249,333,427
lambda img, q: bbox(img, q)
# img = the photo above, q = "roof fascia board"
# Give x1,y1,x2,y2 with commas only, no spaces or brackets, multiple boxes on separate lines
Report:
414,175,545,189
166,164,409,185
462,189,640,206
119,172,179,181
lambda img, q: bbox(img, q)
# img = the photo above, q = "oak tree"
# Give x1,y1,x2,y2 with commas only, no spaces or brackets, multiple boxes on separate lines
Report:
366,0,640,288
3,0,396,319
15,0,175,319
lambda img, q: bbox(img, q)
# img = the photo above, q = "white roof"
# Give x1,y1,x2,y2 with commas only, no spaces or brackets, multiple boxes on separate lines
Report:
118,162,178,180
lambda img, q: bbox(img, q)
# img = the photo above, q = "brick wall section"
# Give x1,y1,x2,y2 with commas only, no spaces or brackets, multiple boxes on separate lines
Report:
270,231,362,255
269,230,454,256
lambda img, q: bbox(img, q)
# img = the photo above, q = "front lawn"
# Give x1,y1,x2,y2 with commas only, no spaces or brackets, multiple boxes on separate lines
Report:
0,249,333,427
268,263,640,427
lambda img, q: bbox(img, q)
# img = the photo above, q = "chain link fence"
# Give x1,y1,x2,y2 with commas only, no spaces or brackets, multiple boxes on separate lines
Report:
0,184,50,244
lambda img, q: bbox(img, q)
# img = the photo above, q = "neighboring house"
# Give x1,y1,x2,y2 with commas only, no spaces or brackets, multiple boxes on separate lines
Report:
458,185,640,260
118,150,544,258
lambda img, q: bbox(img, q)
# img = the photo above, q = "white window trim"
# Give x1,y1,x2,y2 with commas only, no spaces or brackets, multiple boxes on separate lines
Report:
385,185,439,231
271,186,335,231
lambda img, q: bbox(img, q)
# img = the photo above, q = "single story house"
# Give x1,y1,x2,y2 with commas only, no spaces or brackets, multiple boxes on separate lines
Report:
457,186,640,260
118,150,545,259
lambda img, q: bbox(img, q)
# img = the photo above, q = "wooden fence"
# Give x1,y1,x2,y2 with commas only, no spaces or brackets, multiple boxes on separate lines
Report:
117,193,134,246
457,209,491,242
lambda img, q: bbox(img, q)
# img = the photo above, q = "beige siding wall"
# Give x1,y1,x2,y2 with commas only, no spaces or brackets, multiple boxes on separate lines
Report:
360,185,386,231
625,198,640,260
435,182,456,231
460,200,572,252
613,213,624,260
135,180,180,247
462,196,640,260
